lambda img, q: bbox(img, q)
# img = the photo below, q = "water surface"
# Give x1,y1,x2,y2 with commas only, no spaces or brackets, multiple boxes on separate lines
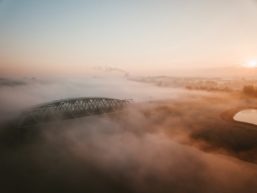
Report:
234,109,257,126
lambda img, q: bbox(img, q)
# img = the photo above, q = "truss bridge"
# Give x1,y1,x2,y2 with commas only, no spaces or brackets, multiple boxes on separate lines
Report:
17,97,131,127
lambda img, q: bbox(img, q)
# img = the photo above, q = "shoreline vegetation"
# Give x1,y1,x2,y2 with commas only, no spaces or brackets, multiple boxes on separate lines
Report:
129,76,257,97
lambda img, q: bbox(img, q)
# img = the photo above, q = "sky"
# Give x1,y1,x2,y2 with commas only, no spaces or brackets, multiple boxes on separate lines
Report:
0,0,257,76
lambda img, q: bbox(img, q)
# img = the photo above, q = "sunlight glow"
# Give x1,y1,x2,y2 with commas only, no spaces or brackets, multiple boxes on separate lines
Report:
244,60,257,68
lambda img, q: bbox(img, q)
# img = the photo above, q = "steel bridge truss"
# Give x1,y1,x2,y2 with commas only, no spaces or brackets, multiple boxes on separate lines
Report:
18,97,131,127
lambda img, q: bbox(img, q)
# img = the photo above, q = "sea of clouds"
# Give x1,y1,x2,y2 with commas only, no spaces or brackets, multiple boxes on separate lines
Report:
0,76,256,193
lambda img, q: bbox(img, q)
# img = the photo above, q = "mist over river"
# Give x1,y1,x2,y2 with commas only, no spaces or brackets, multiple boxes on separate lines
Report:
0,77,207,122
0,76,257,193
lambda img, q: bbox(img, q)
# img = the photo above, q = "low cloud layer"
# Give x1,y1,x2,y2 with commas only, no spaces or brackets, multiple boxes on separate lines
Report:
0,77,257,193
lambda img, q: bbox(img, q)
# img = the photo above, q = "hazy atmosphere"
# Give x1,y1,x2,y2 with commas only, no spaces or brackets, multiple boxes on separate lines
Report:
0,1,257,193
1,0,257,76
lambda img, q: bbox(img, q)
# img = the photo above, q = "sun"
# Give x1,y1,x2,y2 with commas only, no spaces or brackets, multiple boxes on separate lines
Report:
244,60,257,68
